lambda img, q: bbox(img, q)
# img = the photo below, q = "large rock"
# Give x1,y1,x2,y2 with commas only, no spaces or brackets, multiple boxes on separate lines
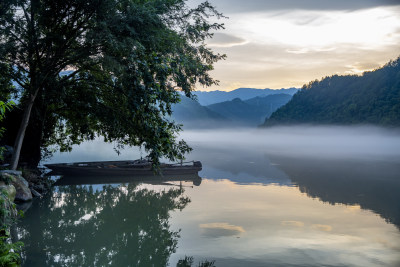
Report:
0,170,22,176
0,183,16,202
0,171,32,202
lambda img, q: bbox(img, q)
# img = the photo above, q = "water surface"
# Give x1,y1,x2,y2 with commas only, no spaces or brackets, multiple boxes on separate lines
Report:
17,127,400,266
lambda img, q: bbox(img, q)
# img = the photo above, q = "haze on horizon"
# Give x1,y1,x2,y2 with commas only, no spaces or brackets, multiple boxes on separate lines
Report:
188,0,400,91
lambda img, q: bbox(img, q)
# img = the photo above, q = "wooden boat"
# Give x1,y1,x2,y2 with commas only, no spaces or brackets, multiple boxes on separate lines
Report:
44,159,202,176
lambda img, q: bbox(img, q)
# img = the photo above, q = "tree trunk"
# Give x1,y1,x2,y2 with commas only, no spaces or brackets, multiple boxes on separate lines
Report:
10,89,39,170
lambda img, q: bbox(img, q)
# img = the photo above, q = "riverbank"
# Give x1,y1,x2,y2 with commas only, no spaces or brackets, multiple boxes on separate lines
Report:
0,169,52,202
0,169,53,265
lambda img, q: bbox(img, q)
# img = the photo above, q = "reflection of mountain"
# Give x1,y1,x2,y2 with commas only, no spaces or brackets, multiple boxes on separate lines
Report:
186,145,291,185
17,184,190,266
269,155,400,229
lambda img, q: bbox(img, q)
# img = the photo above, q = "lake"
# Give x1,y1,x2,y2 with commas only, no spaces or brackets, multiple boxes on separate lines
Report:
16,126,400,266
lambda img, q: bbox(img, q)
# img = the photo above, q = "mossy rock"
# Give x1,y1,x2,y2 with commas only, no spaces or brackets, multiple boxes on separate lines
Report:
0,171,31,202
0,184,16,202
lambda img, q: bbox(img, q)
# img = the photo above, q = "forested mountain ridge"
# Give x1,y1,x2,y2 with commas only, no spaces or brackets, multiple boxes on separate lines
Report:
207,94,292,126
263,57,400,126
171,97,229,128
171,93,292,128
193,87,298,105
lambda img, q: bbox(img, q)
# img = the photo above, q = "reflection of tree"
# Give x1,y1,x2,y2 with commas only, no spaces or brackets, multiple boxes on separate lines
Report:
17,183,190,266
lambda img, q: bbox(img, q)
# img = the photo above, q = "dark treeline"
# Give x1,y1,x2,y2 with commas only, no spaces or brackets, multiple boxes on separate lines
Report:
264,57,400,126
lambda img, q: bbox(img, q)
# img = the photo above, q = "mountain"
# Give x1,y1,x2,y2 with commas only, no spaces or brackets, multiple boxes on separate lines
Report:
193,87,299,106
263,57,400,126
170,96,229,128
171,93,293,128
206,94,292,126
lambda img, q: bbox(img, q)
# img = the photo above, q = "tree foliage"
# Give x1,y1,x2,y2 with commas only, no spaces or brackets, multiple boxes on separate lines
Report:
0,101,14,161
0,0,225,167
264,57,400,126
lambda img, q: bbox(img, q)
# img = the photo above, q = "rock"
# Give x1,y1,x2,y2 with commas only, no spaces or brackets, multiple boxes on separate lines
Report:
0,184,16,202
13,182,32,202
0,172,19,185
2,172,32,202
0,170,22,176
30,188,42,198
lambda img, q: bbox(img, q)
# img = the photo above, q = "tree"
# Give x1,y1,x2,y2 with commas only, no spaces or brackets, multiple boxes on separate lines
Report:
0,0,225,169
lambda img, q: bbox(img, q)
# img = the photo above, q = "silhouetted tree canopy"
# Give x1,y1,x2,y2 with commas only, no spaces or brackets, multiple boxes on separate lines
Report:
0,0,225,167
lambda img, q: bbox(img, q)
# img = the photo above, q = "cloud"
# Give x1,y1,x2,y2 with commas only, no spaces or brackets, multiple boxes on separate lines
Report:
192,1,400,91
203,0,400,13
281,221,305,227
207,41,400,90
207,33,247,47
311,224,333,232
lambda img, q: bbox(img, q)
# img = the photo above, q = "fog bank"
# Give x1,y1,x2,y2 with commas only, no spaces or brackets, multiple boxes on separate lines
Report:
180,125,400,162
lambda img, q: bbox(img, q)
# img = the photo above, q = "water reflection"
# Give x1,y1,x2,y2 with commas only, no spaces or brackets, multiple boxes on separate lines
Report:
170,180,400,267
33,127,400,266
182,130,400,230
17,182,191,266
268,155,400,230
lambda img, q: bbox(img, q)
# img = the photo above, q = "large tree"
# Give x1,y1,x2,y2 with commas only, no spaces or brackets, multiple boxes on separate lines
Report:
0,0,225,169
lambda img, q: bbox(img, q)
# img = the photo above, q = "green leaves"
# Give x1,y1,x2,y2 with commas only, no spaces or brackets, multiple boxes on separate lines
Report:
0,235,23,267
0,0,225,167
0,101,14,161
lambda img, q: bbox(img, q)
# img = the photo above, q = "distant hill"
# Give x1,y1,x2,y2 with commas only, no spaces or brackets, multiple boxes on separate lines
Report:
171,93,293,128
171,96,230,128
206,94,292,126
193,87,299,106
263,57,400,126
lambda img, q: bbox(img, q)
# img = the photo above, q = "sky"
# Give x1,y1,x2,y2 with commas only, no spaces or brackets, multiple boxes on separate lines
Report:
188,0,400,91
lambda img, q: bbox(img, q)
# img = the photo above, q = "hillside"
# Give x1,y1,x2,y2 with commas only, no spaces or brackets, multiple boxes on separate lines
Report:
207,94,292,126
193,87,298,106
171,96,229,128
264,57,400,126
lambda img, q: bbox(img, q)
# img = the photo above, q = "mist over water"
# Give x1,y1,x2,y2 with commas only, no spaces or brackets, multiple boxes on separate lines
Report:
180,125,400,162
46,125,400,164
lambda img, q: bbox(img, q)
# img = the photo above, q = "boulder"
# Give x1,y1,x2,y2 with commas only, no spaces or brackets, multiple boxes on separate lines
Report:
0,184,16,202
0,171,32,202
0,171,21,185
0,170,22,176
